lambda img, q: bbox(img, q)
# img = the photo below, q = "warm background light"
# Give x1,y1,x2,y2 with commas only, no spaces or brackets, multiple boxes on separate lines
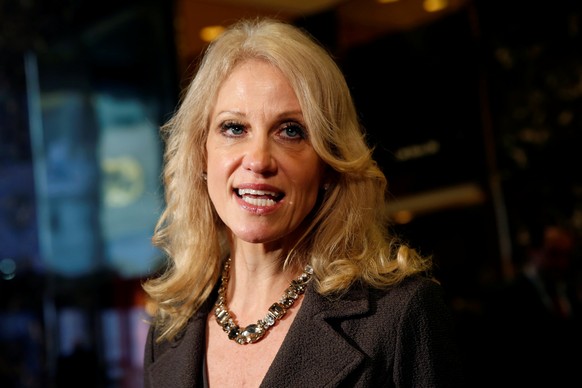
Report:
423,0,449,13
200,25,226,42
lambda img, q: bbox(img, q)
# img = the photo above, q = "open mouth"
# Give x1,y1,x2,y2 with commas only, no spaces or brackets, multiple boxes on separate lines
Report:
236,188,284,206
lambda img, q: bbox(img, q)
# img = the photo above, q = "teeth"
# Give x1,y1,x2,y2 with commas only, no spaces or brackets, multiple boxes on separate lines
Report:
237,188,279,206
242,197,277,206
238,188,278,197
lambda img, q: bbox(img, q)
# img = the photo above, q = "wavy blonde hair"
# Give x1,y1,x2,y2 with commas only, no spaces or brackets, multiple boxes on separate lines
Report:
143,17,432,340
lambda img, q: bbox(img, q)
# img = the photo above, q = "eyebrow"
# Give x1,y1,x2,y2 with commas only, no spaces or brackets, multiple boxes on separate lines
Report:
214,109,305,120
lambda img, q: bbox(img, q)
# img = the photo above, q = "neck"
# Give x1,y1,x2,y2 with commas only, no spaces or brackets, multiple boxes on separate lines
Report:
214,257,313,345
226,254,300,321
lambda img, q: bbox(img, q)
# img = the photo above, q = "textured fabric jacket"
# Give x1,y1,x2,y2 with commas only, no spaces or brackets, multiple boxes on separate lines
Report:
144,276,465,387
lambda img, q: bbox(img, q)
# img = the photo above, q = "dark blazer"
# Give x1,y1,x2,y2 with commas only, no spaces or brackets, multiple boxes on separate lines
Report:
144,276,464,387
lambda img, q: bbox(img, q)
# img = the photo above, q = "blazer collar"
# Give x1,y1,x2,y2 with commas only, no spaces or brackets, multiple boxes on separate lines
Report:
147,284,371,388
261,284,370,387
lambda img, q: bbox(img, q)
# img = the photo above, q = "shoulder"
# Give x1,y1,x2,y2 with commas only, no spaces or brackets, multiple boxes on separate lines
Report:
307,275,448,317
377,275,444,298
307,275,452,337
302,276,464,386
369,276,449,316
341,276,456,354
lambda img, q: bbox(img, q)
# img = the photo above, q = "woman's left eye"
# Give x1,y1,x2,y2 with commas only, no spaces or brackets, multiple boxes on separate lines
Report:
281,123,306,140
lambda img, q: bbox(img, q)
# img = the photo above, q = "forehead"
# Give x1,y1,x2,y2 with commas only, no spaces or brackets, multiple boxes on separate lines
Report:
214,59,300,109
221,59,288,88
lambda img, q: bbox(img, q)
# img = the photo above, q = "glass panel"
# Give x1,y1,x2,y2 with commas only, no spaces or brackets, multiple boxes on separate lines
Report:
1,3,177,387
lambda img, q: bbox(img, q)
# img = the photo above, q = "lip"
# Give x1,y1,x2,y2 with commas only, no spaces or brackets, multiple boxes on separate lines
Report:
234,183,285,214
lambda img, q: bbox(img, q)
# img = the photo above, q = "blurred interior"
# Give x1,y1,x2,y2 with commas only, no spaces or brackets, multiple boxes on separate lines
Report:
1,0,581,387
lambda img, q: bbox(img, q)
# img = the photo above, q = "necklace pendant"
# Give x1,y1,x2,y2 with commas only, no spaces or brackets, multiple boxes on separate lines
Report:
237,323,265,344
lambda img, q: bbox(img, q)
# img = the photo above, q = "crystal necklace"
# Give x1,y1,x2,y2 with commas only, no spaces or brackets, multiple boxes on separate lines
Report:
214,257,313,345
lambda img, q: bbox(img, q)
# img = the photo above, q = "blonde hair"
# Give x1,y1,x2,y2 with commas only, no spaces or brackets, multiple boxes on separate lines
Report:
143,17,431,340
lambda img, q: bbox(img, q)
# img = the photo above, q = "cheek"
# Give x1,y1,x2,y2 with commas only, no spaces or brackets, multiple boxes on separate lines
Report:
298,162,325,200
206,139,229,176
206,152,218,176
206,149,240,202
206,157,228,193
205,148,225,200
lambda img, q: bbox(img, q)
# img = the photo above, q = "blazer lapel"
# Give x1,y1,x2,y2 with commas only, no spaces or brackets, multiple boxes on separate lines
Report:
261,285,370,387
146,285,370,388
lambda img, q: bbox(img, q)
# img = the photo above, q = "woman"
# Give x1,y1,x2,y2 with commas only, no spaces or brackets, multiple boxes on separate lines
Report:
143,17,463,387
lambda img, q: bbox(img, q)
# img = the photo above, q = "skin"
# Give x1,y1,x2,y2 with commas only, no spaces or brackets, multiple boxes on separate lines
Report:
206,58,326,258
204,59,327,386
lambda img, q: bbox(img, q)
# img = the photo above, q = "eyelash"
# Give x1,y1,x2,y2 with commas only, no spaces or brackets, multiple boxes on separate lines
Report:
220,121,307,140
221,121,245,136
281,123,307,140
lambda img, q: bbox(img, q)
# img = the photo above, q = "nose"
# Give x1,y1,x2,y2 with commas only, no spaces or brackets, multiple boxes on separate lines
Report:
242,135,276,174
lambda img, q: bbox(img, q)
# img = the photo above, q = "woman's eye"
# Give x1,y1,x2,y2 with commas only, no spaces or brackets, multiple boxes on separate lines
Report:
221,122,245,136
281,123,306,140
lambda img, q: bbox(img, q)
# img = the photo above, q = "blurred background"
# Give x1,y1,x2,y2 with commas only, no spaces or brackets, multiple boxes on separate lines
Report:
1,0,581,387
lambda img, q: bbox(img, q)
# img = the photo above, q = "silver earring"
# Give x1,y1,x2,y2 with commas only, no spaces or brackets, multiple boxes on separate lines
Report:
202,172,207,181
323,183,330,191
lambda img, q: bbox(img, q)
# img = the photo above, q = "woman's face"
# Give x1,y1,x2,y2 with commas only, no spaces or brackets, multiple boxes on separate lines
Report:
206,59,325,246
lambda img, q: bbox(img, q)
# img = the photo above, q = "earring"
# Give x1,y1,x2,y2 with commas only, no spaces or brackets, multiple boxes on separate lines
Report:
323,183,330,191
202,172,207,181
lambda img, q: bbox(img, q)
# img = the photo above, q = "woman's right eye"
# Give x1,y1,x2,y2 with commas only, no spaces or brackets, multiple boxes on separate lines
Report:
221,121,245,136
